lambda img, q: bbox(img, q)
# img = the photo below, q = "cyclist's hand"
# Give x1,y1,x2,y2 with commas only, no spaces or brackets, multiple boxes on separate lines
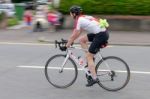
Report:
66,42,74,48
60,46,67,51
66,42,70,48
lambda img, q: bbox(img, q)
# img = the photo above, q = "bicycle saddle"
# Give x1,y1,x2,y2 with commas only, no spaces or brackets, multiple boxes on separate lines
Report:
100,41,108,48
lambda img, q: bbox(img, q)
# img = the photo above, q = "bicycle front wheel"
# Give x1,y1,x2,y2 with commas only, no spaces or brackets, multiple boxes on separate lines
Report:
96,56,130,91
45,54,78,88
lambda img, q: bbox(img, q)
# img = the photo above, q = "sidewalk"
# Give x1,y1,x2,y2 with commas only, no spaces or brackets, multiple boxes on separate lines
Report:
0,29,150,46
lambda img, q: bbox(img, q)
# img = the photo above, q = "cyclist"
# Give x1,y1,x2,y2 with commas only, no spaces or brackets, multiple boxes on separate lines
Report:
66,5,109,87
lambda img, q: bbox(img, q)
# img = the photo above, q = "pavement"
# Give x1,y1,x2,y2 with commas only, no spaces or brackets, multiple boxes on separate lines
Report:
0,28,150,46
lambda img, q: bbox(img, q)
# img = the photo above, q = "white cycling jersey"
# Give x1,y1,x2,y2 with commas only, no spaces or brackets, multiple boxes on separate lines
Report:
74,15,106,34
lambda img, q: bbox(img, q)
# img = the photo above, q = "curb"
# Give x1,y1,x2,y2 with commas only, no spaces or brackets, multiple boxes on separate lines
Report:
37,38,150,47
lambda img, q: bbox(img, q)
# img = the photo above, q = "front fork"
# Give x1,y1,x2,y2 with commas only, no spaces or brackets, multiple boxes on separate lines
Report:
59,53,70,73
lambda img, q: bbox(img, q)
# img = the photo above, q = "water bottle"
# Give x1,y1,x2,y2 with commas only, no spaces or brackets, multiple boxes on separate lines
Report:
78,56,91,77
78,56,87,66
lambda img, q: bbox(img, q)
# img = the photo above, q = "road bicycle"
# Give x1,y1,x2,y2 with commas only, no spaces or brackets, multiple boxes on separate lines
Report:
45,39,130,91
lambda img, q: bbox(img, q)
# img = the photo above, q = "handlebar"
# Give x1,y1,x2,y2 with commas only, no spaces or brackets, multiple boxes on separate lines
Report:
55,39,88,52
55,39,69,51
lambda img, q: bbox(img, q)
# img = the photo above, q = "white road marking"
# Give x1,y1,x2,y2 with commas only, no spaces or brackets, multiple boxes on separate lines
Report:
17,65,150,75
17,65,83,70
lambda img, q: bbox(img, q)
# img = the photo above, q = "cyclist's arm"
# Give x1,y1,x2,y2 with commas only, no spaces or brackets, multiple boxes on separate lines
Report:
66,29,81,47
66,17,82,47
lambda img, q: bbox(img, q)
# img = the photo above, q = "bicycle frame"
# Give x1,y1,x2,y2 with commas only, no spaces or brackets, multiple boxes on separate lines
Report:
59,46,111,75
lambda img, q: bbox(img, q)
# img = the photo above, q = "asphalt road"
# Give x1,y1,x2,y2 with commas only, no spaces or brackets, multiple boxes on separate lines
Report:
0,43,150,99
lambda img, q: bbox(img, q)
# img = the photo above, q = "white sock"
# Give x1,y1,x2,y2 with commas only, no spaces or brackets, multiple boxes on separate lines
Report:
92,76,98,80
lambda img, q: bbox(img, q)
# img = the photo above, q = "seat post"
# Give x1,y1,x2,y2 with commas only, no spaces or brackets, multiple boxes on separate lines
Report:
96,50,103,60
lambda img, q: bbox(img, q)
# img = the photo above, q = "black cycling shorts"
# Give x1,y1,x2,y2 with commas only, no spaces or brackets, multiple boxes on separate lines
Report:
87,31,109,54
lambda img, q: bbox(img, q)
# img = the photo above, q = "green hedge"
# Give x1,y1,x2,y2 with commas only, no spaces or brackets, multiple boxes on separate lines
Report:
59,0,150,15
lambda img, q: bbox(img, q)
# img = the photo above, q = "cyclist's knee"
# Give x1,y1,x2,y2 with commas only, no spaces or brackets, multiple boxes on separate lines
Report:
79,35,88,44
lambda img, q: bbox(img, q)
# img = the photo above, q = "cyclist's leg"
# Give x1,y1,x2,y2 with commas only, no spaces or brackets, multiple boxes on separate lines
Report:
80,33,97,79
86,33,99,80
86,32,109,86
79,33,99,86
79,34,97,77
78,34,98,86
78,34,89,52
86,52,99,86
86,52,97,78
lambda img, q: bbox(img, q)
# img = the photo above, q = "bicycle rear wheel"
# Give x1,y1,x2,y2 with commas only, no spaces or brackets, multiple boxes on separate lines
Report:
96,56,130,91
45,54,78,88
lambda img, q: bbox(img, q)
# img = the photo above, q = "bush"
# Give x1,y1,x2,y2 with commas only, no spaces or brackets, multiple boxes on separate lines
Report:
7,17,19,27
59,0,150,15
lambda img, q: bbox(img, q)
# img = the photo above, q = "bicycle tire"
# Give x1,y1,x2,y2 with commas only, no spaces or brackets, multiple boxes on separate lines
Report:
45,54,78,88
96,56,130,91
